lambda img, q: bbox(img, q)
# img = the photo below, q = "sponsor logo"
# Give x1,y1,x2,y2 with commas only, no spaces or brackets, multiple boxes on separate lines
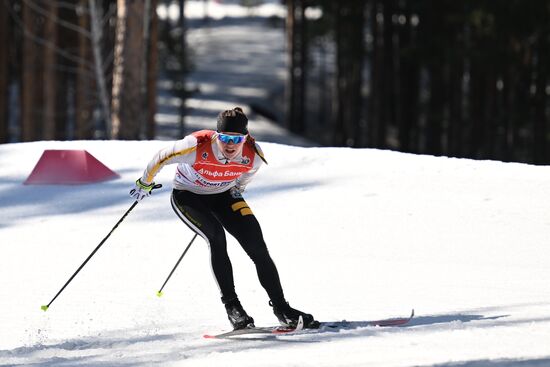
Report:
241,155,250,165
192,173,231,187
197,168,242,179
202,152,209,160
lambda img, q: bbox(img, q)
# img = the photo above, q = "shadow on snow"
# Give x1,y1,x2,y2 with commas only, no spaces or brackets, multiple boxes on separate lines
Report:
3,307,549,366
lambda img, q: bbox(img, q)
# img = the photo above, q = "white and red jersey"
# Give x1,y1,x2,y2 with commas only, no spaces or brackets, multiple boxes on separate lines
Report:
140,130,265,195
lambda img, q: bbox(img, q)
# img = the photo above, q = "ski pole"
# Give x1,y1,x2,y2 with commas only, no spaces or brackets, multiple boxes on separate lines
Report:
156,233,198,297
41,198,143,311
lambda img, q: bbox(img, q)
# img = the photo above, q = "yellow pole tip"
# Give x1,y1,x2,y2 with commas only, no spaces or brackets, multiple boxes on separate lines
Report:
41,305,49,311
156,291,163,297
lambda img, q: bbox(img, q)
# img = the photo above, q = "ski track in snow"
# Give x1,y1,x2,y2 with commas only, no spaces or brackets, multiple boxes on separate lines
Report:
1,140,550,366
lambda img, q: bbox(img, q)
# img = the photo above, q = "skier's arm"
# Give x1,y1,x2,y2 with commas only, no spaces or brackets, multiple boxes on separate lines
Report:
140,135,197,185
130,136,196,201
233,142,265,192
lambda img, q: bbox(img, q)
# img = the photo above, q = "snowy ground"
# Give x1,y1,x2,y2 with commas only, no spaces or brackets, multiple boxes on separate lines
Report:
1,140,550,366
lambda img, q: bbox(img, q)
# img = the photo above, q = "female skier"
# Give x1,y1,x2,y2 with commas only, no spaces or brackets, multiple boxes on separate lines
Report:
130,107,316,330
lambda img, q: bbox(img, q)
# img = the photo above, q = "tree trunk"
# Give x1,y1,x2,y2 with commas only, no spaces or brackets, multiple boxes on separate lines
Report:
333,0,365,147
297,0,306,134
285,0,295,132
146,0,159,139
111,0,145,139
484,67,497,159
0,2,9,142
397,3,419,153
89,0,112,138
285,0,306,134
75,0,94,139
177,0,187,137
447,52,464,158
381,0,395,147
43,2,58,140
368,1,384,148
425,65,444,155
21,0,41,141
533,37,548,164
111,0,125,139
469,61,487,158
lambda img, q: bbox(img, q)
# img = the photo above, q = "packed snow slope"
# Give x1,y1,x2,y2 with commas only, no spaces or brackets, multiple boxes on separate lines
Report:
1,140,550,367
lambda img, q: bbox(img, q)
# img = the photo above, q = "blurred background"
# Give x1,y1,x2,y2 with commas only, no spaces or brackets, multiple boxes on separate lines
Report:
1,0,549,164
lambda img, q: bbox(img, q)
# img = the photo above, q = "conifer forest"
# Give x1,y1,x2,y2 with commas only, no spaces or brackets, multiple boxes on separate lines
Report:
1,0,549,164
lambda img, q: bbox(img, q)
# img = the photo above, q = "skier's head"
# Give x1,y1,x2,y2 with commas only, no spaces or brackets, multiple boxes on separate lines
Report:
216,107,248,160
217,107,248,135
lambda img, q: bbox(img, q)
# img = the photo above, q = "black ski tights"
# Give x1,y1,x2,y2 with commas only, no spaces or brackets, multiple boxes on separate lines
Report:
171,189,285,304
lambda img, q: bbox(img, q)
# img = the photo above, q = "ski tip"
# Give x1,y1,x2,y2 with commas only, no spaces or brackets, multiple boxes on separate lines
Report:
156,291,163,298
203,334,216,339
40,305,49,312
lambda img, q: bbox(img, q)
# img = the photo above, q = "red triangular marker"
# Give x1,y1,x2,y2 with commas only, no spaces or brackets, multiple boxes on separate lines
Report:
24,150,120,185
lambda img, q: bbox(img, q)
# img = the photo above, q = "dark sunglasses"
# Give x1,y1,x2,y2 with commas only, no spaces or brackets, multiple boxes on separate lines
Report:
218,133,246,144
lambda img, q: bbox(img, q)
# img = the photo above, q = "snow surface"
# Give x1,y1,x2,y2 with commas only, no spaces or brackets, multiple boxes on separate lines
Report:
1,140,550,366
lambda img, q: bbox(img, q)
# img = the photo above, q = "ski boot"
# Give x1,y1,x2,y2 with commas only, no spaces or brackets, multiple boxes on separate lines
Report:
224,298,255,330
269,300,319,329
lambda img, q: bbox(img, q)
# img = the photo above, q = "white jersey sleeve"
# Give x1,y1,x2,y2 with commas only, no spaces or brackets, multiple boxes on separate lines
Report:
140,135,198,185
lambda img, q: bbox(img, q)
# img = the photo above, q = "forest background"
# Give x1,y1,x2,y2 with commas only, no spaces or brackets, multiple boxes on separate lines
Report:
1,0,549,164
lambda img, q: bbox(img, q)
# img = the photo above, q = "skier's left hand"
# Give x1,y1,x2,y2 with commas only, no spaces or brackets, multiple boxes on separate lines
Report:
230,185,244,199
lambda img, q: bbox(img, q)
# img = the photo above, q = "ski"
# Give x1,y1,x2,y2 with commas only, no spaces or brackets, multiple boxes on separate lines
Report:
203,315,304,339
323,309,415,329
203,309,414,340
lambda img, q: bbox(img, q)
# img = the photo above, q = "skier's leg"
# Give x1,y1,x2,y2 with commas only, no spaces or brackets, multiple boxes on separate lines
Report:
171,190,254,329
171,190,237,302
214,193,285,303
214,191,317,328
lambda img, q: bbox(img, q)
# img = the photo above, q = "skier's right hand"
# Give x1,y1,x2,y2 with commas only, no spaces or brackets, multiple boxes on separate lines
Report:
130,179,161,201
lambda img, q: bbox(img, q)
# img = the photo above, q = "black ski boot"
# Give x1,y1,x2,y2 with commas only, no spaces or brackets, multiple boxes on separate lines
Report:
269,300,319,329
224,298,255,330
